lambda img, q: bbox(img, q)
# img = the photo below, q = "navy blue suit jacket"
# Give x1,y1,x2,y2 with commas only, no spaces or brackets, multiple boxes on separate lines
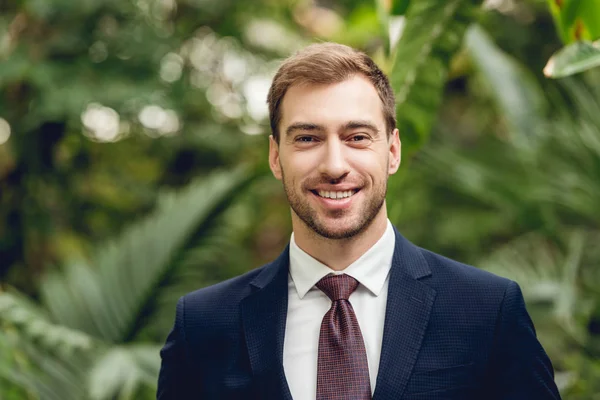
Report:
157,228,560,399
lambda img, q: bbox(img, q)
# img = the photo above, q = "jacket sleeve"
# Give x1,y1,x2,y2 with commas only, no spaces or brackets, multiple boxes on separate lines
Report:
486,280,562,399
157,296,195,399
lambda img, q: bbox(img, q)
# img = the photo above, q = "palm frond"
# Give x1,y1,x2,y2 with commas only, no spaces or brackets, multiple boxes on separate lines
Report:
0,289,102,400
7,340,94,400
40,166,259,343
481,230,595,342
390,0,484,155
146,203,256,338
465,25,547,145
421,77,600,237
0,325,96,400
88,344,161,400
0,289,96,353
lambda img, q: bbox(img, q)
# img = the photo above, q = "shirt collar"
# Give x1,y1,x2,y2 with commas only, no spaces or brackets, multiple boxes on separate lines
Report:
289,219,395,299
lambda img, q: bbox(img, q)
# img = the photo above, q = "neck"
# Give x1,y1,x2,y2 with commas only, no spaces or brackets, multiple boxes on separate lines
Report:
291,207,389,271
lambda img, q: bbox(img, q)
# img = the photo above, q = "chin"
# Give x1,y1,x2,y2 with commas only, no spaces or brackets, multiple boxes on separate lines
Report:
312,220,366,240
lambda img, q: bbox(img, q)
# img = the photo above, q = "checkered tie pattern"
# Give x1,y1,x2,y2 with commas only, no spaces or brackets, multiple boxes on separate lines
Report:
316,274,372,400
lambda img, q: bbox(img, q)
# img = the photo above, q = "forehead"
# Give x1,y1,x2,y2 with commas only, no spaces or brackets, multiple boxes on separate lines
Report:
279,75,385,131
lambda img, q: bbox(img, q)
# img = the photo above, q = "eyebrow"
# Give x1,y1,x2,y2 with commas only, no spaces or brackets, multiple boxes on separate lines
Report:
284,120,381,138
285,122,325,137
342,120,381,136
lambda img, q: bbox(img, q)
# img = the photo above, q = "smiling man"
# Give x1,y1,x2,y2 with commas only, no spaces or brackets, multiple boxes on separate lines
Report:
157,43,561,400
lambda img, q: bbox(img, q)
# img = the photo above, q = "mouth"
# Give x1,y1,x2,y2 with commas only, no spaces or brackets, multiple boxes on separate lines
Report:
310,189,360,200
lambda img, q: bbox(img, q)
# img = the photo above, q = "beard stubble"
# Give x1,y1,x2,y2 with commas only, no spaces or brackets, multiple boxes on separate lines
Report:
281,169,387,240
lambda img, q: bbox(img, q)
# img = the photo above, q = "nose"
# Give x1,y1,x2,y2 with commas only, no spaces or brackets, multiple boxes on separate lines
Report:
317,138,350,182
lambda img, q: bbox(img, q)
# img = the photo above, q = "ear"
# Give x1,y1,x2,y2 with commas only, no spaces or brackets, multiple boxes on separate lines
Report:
269,135,283,180
388,128,401,175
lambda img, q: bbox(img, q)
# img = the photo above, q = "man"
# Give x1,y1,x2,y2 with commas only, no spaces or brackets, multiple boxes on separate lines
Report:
157,42,560,399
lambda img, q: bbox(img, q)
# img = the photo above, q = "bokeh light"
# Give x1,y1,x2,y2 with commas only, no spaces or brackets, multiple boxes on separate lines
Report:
81,103,123,142
0,118,11,145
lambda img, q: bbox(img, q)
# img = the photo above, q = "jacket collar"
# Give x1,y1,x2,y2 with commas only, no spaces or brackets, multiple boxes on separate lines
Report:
241,246,293,399
373,226,436,399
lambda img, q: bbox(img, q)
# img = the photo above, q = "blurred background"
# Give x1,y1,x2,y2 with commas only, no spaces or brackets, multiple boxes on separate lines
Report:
1,0,600,398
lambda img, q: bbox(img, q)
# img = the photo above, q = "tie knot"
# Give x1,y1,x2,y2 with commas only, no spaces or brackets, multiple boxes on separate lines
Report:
316,274,359,301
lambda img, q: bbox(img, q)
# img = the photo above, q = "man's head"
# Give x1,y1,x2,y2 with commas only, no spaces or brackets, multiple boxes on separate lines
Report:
267,42,396,143
267,43,400,241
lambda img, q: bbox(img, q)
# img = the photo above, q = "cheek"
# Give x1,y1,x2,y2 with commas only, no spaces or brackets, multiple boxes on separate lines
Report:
350,154,387,177
287,154,318,174
280,159,309,184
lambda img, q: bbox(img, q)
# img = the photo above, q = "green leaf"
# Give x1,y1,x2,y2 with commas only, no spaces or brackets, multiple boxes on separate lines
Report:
544,40,600,78
88,345,161,400
391,0,411,16
481,231,593,343
376,0,411,22
41,166,258,342
547,0,600,43
390,0,483,156
0,297,97,400
332,4,383,49
547,0,570,43
578,0,600,39
375,0,390,37
465,25,547,142
561,0,585,33
0,290,96,353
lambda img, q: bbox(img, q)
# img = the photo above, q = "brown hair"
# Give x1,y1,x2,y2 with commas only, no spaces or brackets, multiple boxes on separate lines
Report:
267,42,396,143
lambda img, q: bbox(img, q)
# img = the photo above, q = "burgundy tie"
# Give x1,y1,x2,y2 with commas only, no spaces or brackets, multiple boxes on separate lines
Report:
316,274,372,400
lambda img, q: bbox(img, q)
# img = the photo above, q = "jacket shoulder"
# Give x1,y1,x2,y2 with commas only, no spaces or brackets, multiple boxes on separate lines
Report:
419,247,513,301
181,262,268,311
422,248,511,283
171,261,277,349
415,248,518,346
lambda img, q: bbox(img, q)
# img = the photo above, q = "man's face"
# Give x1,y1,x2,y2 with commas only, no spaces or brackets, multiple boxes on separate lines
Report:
269,74,401,240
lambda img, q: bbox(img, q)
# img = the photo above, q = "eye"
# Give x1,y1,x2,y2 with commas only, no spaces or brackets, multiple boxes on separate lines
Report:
349,134,371,144
296,136,316,143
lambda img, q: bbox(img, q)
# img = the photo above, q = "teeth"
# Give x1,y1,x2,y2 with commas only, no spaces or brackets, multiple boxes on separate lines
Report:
317,190,355,199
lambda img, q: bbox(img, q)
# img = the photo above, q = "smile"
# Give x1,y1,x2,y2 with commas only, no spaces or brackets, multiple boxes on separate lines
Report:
313,189,359,199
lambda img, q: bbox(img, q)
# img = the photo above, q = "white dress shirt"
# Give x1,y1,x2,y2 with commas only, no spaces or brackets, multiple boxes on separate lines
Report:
283,219,395,399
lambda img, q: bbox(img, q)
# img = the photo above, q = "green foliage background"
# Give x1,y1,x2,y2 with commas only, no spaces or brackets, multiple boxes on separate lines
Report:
1,0,600,398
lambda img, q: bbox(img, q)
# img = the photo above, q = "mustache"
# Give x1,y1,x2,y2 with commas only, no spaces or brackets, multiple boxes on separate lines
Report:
302,177,364,189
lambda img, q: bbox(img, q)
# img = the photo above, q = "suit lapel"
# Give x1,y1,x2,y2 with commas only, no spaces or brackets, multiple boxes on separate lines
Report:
373,228,437,399
241,247,293,400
